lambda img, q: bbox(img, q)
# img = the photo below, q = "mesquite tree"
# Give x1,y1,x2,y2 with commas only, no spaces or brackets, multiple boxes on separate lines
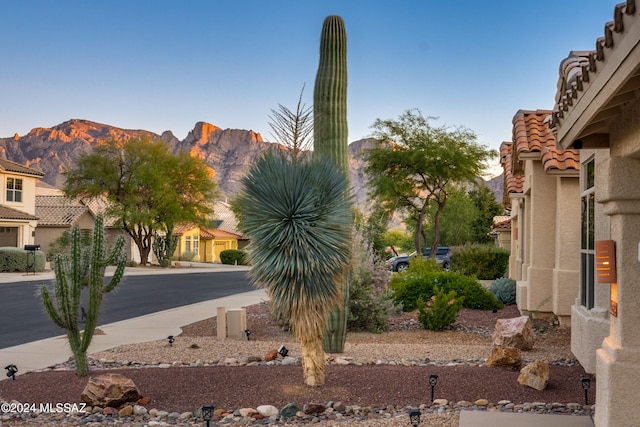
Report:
40,215,126,376
313,15,351,353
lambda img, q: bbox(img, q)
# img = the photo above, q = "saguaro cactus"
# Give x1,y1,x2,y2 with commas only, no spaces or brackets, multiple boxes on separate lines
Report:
41,215,126,376
152,229,178,267
313,15,351,353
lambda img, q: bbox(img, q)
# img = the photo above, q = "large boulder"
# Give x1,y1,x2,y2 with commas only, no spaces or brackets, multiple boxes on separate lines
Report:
81,374,142,408
518,360,550,390
485,346,522,370
492,316,535,350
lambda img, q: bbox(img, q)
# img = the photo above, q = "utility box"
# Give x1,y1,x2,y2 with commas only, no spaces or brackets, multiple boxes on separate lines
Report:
227,308,247,339
217,307,227,340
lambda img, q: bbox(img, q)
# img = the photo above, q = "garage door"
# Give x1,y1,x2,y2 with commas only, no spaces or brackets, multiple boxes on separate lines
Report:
0,227,18,247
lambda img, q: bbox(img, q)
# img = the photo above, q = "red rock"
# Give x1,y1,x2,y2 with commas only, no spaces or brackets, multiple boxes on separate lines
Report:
136,396,151,405
265,349,278,361
492,316,535,350
81,374,142,408
486,346,522,370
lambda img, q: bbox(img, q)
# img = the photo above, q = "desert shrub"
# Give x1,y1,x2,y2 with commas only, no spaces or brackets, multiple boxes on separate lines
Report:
490,277,517,305
348,230,398,333
178,250,198,261
219,249,248,265
390,270,502,311
449,244,509,279
417,286,464,331
0,247,45,272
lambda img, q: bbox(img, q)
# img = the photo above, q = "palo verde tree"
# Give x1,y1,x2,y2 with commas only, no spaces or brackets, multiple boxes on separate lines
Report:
365,109,496,257
63,137,219,265
313,15,351,354
232,152,352,386
268,85,314,164
40,215,126,376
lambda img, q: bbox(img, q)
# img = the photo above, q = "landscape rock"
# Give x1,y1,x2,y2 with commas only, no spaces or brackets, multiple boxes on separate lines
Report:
518,360,550,390
280,403,302,418
265,349,278,361
256,405,279,417
486,346,522,370
304,403,327,415
80,374,142,407
492,316,535,350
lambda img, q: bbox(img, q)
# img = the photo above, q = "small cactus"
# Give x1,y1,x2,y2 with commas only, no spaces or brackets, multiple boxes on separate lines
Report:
152,229,178,268
489,277,516,305
40,215,126,376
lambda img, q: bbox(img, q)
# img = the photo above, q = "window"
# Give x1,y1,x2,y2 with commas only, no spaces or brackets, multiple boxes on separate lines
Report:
185,236,191,253
193,236,199,255
580,158,595,309
6,178,22,203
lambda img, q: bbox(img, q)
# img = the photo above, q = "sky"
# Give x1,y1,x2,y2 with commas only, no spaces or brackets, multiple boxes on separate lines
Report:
1,1,621,177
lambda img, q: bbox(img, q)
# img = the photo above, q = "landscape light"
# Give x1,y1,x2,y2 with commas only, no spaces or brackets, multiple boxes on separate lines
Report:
201,405,214,427
581,377,591,406
5,364,17,380
278,345,289,358
167,335,175,347
245,329,251,341
409,409,421,426
429,374,439,402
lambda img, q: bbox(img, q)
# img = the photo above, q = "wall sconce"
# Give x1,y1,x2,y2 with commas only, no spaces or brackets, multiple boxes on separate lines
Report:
278,345,289,358
409,409,421,426
595,240,616,283
201,405,214,427
5,364,17,380
581,377,591,406
428,374,438,402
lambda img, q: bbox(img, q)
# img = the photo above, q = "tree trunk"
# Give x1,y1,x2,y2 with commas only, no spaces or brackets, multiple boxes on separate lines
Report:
301,334,326,386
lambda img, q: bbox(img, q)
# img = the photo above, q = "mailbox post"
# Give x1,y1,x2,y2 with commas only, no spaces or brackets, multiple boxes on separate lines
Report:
24,245,40,275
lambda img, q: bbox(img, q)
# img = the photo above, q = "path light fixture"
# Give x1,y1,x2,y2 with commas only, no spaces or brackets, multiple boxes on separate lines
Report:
5,364,17,380
278,344,289,358
245,329,251,340
429,374,439,402
201,405,214,427
581,377,591,406
167,335,175,347
409,409,421,426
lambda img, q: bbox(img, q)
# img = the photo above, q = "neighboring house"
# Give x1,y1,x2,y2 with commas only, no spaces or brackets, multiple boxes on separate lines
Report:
172,201,246,264
501,110,580,327
34,194,94,256
549,2,640,425
489,215,511,250
0,159,43,247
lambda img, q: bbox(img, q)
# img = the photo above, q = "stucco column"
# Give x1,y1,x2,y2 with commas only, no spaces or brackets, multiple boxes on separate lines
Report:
594,156,640,427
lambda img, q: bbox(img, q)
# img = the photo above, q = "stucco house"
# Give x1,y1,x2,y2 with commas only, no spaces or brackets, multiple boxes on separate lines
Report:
0,159,43,248
548,2,640,425
34,194,94,256
500,110,580,326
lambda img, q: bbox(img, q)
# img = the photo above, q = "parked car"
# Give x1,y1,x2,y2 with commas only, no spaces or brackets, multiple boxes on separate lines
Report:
387,246,452,273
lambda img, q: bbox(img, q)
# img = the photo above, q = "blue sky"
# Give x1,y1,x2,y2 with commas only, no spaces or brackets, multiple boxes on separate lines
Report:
1,1,620,176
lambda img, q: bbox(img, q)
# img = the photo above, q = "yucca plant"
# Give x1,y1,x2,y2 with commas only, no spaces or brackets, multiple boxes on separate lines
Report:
232,153,352,386
40,215,126,376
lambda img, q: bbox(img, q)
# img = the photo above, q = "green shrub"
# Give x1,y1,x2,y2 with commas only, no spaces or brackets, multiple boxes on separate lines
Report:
0,247,45,272
178,250,198,261
219,249,248,265
390,270,502,311
450,244,509,280
417,286,464,331
490,277,517,305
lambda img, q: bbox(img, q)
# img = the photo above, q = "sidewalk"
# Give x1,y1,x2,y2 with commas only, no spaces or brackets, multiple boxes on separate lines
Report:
459,410,594,427
0,263,263,375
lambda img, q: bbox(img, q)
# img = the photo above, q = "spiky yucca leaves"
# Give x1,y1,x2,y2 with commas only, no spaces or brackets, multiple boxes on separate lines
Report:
232,153,352,386
40,215,126,376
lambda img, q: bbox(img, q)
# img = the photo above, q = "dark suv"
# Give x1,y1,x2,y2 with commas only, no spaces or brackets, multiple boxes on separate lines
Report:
387,246,452,273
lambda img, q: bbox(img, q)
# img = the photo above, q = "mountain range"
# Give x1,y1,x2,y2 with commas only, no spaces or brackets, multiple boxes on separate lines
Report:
0,119,502,208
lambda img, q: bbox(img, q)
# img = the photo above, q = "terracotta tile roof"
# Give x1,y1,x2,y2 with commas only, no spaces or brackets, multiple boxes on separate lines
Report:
173,223,241,239
0,159,44,177
80,197,119,228
512,110,580,173
35,196,89,226
550,1,637,138
491,217,511,232
499,141,524,205
213,201,246,238
0,205,38,221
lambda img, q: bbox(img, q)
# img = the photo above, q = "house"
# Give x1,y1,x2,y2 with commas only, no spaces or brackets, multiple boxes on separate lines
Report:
501,110,580,326
0,159,43,248
489,215,511,250
172,201,246,264
548,2,640,425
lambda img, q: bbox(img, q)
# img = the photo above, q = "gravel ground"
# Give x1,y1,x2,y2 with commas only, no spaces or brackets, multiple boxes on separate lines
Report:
0,303,590,426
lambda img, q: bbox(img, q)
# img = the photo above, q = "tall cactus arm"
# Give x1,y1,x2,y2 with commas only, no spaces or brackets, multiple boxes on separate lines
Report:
103,236,126,294
40,285,66,329
52,255,78,329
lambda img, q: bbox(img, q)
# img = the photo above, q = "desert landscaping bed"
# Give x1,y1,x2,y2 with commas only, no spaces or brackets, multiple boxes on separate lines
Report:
0,303,594,426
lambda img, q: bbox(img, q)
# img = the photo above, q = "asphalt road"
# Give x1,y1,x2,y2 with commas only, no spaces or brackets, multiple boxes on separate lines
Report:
0,270,253,349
